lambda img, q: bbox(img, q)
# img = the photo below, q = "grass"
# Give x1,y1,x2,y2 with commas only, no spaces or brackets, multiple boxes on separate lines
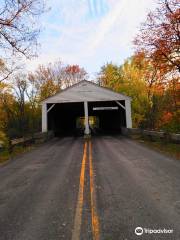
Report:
131,134,180,160
0,144,35,165
0,150,10,164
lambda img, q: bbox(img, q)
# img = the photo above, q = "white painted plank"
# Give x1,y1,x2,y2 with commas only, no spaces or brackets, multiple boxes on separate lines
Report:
42,80,131,104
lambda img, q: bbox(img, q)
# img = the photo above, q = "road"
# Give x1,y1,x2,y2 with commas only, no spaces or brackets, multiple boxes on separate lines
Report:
0,136,180,240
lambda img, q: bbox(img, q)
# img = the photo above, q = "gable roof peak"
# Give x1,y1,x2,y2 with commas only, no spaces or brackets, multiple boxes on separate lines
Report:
41,79,131,103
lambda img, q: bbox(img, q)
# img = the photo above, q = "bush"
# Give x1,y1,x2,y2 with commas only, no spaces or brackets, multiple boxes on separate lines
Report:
0,131,9,149
161,112,180,133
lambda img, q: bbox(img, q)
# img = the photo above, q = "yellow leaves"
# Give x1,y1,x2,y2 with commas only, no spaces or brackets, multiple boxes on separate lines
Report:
0,131,8,148
0,82,12,92
39,80,60,101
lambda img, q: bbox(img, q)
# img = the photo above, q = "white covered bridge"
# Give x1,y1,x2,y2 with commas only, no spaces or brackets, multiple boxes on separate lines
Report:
41,80,132,136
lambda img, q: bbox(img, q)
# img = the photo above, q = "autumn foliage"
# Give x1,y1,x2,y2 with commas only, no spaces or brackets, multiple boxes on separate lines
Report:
0,62,88,142
134,0,180,74
98,0,179,132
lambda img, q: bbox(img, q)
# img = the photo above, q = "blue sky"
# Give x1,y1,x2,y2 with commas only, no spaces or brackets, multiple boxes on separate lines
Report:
27,0,157,79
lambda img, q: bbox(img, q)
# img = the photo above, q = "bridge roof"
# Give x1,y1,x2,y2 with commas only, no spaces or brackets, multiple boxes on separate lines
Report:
41,80,131,104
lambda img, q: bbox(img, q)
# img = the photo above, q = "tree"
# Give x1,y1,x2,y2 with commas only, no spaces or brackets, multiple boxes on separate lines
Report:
62,65,88,88
25,74,41,135
133,0,179,131
97,54,178,130
134,0,180,74
0,59,14,82
29,63,61,101
0,74,42,139
0,0,45,58
159,77,180,132
0,82,17,138
98,60,149,127
28,62,88,101
98,63,120,89
13,75,28,137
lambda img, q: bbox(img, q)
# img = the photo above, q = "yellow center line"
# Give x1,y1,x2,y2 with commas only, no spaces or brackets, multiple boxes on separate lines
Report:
71,141,87,240
89,140,100,240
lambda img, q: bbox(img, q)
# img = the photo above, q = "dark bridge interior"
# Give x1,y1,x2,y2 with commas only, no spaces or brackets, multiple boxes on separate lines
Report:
48,101,126,136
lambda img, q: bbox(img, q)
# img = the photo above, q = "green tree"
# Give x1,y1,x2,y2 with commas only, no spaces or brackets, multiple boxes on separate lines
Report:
98,59,149,127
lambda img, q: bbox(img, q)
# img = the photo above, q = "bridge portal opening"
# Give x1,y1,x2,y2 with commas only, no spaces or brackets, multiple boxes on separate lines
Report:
48,102,84,136
88,101,126,135
47,101,126,136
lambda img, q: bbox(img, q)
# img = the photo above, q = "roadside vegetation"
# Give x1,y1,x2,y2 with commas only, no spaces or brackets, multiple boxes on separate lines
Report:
0,144,35,164
130,134,180,160
98,0,179,132
143,141,180,160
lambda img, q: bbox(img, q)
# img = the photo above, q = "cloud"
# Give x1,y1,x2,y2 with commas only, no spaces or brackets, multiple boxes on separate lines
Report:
85,0,127,54
85,0,157,54
88,0,109,17
27,0,157,76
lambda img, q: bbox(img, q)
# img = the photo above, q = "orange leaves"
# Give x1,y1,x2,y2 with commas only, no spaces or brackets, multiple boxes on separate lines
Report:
161,111,173,124
65,65,81,74
134,0,180,74
133,1,179,130
62,64,87,88
27,62,88,101
39,79,59,101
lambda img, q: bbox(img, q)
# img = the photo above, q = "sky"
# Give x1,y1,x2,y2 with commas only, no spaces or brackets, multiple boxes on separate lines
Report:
27,0,157,79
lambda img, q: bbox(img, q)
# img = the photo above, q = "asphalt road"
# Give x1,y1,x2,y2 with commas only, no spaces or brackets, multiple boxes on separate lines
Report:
0,136,180,240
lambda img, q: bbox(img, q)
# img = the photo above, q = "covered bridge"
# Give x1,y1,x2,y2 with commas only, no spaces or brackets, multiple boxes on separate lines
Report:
41,80,132,136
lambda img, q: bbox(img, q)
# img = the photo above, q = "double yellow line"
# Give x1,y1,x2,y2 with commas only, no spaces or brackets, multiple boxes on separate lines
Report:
72,140,100,240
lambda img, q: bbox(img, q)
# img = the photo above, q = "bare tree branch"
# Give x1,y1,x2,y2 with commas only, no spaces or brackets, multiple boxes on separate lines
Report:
0,0,45,58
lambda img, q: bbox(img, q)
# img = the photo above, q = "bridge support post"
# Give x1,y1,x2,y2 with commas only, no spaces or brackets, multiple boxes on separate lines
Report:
84,101,90,135
125,100,132,128
42,103,48,132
